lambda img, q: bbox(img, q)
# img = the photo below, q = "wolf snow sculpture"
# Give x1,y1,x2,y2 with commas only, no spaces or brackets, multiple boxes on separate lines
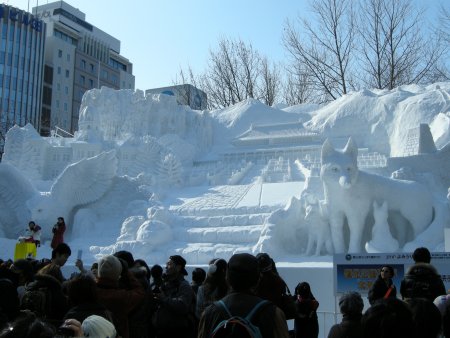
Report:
320,138,433,253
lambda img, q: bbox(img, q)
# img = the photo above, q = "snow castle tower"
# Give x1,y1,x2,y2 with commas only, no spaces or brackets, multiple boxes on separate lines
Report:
402,123,437,156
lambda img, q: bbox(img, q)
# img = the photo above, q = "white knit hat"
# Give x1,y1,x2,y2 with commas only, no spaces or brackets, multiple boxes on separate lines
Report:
98,255,122,281
81,315,117,338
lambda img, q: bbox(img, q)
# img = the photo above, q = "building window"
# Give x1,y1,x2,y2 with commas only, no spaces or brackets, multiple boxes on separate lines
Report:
56,100,60,108
81,59,86,69
57,83,61,91
64,86,68,94
64,102,68,111
65,70,69,78
80,75,85,85
89,79,94,88
90,63,94,72
58,49,62,58
66,54,70,62
57,67,61,75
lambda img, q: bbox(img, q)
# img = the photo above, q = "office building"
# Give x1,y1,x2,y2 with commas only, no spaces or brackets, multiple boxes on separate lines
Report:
33,1,134,135
0,4,46,154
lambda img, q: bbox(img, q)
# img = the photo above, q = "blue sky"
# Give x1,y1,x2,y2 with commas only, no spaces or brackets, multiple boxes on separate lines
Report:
5,0,445,91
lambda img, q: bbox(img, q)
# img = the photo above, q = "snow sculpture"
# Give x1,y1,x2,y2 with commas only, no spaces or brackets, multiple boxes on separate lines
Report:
365,201,399,253
320,138,433,253
0,151,120,239
0,163,36,238
304,199,333,256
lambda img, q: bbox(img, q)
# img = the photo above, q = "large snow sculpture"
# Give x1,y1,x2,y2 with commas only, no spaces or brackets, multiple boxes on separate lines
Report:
320,138,433,253
0,151,124,240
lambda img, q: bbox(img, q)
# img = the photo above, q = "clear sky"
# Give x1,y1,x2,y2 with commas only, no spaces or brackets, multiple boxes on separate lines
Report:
4,0,445,91
4,0,310,91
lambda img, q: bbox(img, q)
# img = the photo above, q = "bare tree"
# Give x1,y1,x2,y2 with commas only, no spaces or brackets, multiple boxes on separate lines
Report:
283,0,356,101
283,65,316,105
357,0,447,89
259,57,281,106
199,38,263,108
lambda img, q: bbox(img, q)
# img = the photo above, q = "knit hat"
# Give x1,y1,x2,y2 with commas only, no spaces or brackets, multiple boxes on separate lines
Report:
82,315,117,338
98,255,122,281
227,253,259,291
169,255,188,276
339,291,364,316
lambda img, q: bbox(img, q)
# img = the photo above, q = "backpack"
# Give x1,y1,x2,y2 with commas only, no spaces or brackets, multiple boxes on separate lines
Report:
211,299,269,338
21,286,52,319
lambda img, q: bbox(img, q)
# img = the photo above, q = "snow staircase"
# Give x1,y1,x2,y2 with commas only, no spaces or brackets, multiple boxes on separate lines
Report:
170,186,276,263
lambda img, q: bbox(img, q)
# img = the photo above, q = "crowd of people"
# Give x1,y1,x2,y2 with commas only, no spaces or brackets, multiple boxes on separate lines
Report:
0,243,449,338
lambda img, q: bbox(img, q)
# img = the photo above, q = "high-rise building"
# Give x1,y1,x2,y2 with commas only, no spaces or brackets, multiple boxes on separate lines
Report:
0,4,46,153
33,1,134,135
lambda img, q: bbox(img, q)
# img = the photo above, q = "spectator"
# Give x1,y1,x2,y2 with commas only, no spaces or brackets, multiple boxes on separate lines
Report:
405,297,441,338
400,263,446,302
63,274,112,323
21,263,69,326
133,259,151,288
150,264,164,294
114,250,135,269
198,253,289,338
0,278,20,330
9,259,35,302
361,298,414,338
294,281,319,338
58,315,117,338
328,292,363,338
0,311,56,338
368,265,397,305
51,217,66,250
38,243,71,283
95,255,145,338
152,255,195,338
191,267,206,295
90,262,99,278
196,258,228,319
255,253,290,314
412,247,431,263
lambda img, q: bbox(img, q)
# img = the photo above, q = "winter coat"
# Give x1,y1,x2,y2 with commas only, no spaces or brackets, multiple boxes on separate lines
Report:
368,276,397,305
198,292,290,338
22,273,69,326
327,314,363,338
0,278,20,330
294,296,319,338
256,270,288,310
151,276,195,337
96,272,145,338
51,222,66,249
400,262,447,301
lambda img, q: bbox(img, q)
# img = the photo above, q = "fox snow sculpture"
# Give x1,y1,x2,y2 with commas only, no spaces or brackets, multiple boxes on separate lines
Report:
320,138,433,253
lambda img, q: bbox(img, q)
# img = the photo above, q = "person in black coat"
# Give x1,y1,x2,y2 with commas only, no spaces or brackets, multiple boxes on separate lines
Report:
368,265,397,305
294,281,319,338
63,274,112,323
328,292,363,338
